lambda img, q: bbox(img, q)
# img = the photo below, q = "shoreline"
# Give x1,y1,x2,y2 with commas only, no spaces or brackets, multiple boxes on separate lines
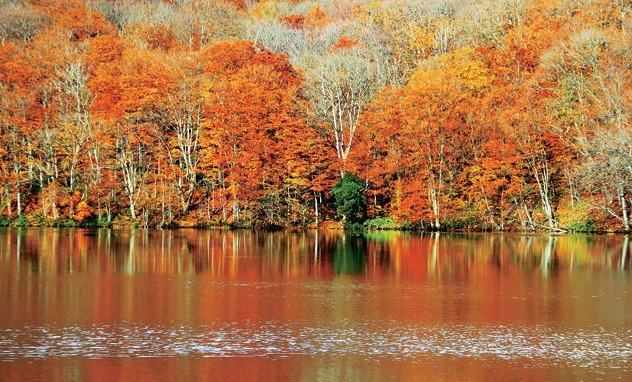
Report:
0,223,624,235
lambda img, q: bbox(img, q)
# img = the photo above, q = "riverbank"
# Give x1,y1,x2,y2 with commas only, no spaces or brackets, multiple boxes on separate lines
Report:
1,214,618,234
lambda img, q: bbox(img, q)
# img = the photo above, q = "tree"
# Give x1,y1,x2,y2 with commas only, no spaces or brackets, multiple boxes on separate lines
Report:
331,174,366,225
0,2,47,44
51,62,95,193
400,48,491,228
114,124,151,221
0,42,42,217
200,41,311,226
307,46,384,176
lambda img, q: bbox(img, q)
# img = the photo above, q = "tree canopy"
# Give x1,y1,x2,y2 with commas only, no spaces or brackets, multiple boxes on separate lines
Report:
331,174,366,225
1,0,632,232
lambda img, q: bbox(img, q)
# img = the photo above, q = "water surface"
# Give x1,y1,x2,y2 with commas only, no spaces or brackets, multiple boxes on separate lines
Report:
0,229,631,381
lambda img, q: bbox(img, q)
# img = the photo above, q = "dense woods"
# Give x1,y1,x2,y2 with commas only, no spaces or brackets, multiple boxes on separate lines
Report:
1,0,632,231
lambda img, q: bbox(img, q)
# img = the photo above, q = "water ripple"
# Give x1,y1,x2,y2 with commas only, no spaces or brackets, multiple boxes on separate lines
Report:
0,322,630,369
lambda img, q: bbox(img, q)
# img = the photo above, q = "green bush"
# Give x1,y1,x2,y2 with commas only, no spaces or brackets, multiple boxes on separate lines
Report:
331,174,367,226
364,217,399,230
348,222,365,232
566,217,597,233
11,214,30,227
558,201,598,233
441,216,482,230
399,221,425,231
52,219,81,228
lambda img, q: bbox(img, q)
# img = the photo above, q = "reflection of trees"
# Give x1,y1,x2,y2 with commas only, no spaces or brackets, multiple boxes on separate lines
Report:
0,229,631,277
622,235,630,271
332,234,367,275
1,228,631,335
540,236,557,276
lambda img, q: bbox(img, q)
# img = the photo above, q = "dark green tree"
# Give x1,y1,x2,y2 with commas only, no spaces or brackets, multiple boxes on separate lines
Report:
331,174,367,225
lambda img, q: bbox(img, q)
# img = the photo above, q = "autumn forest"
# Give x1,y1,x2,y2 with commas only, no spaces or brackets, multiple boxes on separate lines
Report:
1,0,631,231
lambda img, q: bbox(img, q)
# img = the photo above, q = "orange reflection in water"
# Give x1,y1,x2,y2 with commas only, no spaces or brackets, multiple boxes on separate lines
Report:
0,229,631,382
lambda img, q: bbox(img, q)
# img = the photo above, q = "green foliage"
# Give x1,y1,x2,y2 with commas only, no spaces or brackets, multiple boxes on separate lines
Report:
52,219,81,228
567,218,597,233
399,221,425,231
348,222,365,233
331,174,367,226
0,214,10,227
28,214,52,227
364,216,399,230
81,214,109,228
11,214,30,227
441,216,484,231
96,217,114,228
558,202,598,232
363,217,429,231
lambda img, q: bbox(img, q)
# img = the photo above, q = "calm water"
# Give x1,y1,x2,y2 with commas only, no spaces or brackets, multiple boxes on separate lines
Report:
0,229,631,381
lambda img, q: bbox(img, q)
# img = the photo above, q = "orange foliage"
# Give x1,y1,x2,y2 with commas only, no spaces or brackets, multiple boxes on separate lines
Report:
200,40,298,84
73,201,94,222
1,0,631,230
33,0,114,41
329,37,359,51
304,6,332,30
138,24,178,51
199,41,315,224
279,14,305,29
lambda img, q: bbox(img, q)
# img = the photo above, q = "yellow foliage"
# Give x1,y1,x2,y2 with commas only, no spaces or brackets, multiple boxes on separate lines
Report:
250,1,285,20
73,201,93,222
355,0,384,27
409,47,492,94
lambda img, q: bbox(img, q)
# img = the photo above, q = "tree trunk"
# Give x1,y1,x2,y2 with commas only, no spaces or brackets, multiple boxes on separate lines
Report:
129,199,137,221
16,187,21,216
314,191,319,227
429,187,440,230
533,163,557,229
619,188,630,231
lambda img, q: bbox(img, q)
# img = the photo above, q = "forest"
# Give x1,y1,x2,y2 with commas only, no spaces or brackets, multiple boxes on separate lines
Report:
0,0,631,231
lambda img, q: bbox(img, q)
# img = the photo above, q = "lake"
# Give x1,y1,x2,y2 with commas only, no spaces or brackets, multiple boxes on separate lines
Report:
0,228,631,381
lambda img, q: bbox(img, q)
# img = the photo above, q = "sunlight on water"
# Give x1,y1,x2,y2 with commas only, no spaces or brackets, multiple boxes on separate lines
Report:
1,322,631,369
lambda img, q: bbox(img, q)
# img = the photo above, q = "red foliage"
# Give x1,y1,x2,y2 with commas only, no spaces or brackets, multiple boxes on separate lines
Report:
279,14,305,29
200,41,299,84
329,37,359,51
